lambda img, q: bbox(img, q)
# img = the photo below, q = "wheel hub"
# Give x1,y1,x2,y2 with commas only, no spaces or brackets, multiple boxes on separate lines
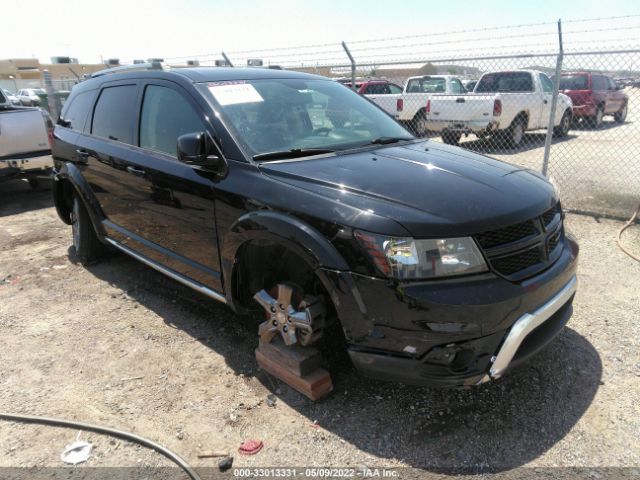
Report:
253,284,325,346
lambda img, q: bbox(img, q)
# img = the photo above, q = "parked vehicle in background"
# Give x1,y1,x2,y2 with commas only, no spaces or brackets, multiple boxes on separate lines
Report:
16,88,46,106
555,72,628,128
370,75,467,134
464,80,477,92
0,90,53,187
426,70,573,147
51,66,578,389
353,80,404,117
344,79,403,96
2,89,21,106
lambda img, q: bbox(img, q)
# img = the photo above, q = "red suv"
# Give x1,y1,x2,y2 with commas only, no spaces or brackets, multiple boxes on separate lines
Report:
556,72,628,127
343,80,403,95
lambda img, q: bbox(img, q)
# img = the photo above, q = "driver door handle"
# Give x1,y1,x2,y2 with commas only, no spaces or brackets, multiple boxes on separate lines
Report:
126,166,146,176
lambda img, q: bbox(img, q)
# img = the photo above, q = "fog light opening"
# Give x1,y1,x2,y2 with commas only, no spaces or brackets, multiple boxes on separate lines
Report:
448,348,475,373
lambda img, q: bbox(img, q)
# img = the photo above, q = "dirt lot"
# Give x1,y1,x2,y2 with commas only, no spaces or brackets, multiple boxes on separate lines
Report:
0,180,639,477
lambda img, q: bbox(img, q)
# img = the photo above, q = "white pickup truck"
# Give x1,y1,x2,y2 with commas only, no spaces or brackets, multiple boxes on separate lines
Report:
367,75,467,134
425,70,574,147
0,90,53,187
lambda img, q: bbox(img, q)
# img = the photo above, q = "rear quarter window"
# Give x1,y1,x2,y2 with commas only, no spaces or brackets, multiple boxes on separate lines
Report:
475,72,533,93
59,90,94,131
91,84,138,144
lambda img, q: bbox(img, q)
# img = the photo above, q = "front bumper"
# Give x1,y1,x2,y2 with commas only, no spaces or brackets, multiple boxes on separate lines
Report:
321,234,579,387
572,104,596,117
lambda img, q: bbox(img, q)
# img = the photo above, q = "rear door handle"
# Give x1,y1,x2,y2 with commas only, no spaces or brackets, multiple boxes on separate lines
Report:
126,166,146,176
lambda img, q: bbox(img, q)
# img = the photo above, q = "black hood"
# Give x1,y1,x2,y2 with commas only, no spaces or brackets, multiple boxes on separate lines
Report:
259,141,557,237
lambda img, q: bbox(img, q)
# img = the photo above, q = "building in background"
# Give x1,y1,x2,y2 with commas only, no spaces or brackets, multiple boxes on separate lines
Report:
0,58,114,92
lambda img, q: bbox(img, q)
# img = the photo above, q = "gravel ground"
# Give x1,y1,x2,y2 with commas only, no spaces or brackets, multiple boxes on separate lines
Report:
0,180,639,477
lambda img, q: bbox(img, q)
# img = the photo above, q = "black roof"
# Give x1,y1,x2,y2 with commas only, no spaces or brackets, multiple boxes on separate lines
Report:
73,67,326,94
173,67,323,82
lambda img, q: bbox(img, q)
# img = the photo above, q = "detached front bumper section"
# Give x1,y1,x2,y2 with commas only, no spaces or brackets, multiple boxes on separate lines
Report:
348,275,578,387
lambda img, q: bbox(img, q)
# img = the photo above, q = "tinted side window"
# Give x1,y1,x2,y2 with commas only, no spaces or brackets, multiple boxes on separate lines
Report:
91,85,138,144
592,76,606,91
60,91,94,131
0,90,6,103
450,79,464,94
139,85,203,157
539,73,553,93
388,84,403,94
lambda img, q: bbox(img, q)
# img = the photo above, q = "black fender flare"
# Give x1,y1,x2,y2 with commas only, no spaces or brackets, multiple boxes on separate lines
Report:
53,162,107,238
220,210,351,307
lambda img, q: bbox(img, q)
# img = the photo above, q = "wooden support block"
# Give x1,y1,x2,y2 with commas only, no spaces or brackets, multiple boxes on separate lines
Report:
255,348,333,401
257,338,322,377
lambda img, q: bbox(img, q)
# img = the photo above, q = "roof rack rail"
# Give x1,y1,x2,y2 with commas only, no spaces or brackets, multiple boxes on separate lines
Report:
90,61,166,78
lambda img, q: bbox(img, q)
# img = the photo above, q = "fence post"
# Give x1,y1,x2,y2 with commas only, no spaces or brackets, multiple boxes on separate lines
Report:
221,52,234,67
42,70,60,121
341,41,356,89
542,19,564,176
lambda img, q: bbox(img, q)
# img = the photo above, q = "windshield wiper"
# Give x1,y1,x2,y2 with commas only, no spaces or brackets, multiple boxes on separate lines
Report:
253,148,335,161
369,136,414,145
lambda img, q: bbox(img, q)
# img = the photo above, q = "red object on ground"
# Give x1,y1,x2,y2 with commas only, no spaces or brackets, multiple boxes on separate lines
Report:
238,440,263,455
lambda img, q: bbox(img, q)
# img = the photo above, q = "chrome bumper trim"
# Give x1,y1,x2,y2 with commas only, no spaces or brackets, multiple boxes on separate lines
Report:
105,237,227,304
479,275,577,384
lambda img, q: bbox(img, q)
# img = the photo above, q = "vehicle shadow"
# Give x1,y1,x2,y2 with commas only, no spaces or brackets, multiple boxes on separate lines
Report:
455,132,577,156
78,251,602,474
570,118,632,131
0,178,53,217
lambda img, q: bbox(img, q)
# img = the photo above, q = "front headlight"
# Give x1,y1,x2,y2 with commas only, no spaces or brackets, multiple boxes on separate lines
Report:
355,231,488,279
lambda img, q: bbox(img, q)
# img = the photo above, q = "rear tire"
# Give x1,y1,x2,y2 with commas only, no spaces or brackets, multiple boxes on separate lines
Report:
553,110,572,138
441,131,462,146
411,111,429,137
71,195,104,264
505,117,526,148
614,103,627,123
588,106,604,129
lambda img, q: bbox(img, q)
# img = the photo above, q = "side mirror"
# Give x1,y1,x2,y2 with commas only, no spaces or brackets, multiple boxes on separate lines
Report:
177,132,227,176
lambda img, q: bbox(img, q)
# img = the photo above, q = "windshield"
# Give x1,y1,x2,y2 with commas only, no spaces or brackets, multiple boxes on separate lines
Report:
204,79,413,159
406,77,446,93
558,74,589,90
475,72,533,93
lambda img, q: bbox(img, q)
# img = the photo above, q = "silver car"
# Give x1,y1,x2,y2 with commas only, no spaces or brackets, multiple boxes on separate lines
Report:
16,88,46,106
2,89,21,106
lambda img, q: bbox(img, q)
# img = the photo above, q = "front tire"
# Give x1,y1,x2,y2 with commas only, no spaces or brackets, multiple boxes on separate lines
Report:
71,195,104,264
614,103,627,123
553,110,572,138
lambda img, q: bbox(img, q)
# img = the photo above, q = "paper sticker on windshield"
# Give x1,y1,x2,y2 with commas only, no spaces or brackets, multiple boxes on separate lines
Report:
208,82,264,106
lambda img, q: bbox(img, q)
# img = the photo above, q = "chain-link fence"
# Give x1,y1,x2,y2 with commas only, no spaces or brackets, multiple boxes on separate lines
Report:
33,15,640,219
165,15,640,218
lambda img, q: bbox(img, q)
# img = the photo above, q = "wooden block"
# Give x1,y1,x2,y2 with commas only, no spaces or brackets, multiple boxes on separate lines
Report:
257,337,322,377
256,348,333,401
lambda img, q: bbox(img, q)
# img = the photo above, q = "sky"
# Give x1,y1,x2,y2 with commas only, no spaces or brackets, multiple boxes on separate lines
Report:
1,0,638,65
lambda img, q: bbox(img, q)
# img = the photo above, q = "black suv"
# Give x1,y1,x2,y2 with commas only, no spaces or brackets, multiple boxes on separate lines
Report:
52,66,578,387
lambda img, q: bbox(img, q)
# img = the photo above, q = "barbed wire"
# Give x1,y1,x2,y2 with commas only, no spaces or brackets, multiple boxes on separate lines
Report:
165,13,640,63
